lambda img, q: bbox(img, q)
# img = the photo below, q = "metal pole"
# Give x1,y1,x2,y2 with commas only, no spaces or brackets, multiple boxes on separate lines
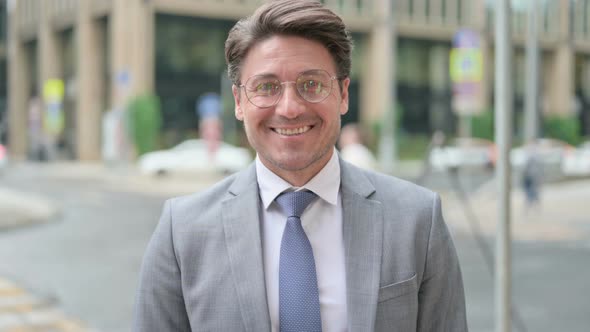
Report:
494,0,513,331
459,115,472,137
524,0,539,142
377,0,397,173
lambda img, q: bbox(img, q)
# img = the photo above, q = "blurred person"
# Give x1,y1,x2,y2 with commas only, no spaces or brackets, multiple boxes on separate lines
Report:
521,141,543,213
197,92,223,161
133,1,467,331
27,94,45,160
337,123,378,170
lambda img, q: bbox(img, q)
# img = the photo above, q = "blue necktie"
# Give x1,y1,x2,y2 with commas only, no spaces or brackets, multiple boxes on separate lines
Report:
275,190,322,332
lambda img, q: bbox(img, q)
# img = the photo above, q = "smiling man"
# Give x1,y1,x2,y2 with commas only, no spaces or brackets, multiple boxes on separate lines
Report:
133,1,468,331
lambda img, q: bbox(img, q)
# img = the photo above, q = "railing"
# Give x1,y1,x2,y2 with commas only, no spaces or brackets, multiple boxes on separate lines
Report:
92,0,113,17
47,0,78,27
17,0,40,33
395,0,472,27
321,0,373,17
572,0,590,42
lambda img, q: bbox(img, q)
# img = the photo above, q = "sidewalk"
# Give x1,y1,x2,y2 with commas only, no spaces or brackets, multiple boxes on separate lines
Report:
441,177,590,243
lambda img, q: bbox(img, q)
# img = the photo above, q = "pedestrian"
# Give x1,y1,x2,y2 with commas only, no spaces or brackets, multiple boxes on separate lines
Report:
133,1,467,331
337,123,378,171
197,92,223,161
522,141,542,213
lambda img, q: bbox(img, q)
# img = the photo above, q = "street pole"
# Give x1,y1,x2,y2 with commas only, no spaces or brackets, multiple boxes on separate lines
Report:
494,0,513,331
524,0,539,142
376,0,397,173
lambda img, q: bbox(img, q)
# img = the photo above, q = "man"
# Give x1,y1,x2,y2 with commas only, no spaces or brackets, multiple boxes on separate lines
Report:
133,0,467,331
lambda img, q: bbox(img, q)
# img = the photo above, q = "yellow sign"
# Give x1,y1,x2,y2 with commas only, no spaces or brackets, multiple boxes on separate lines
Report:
43,79,65,102
450,49,483,83
42,79,65,136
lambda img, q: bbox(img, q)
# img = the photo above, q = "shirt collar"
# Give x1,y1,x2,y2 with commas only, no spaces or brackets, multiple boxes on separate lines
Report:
256,148,341,210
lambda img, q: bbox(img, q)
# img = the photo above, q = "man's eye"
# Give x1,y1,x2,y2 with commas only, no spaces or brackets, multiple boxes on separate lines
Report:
303,80,323,94
256,82,278,94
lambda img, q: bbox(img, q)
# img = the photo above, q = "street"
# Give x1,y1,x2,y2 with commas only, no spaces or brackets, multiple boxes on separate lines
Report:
0,162,589,331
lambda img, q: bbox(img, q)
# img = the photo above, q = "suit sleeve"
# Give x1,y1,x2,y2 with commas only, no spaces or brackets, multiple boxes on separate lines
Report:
132,199,191,332
417,194,468,332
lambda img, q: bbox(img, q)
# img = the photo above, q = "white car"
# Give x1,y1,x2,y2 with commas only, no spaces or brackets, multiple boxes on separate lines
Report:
429,137,496,171
0,143,7,171
561,141,590,176
511,138,574,169
138,139,253,176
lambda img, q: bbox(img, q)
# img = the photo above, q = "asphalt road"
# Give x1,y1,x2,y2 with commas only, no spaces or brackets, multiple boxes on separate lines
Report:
0,166,166,332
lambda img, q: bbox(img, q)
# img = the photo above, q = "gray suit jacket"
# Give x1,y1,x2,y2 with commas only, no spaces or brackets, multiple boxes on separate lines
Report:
133,159,467,331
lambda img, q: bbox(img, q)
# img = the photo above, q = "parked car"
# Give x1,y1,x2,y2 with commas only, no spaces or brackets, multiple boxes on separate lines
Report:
0,143,7,172
561,141,590,176
429,137,497,171
138,139,253,176
511,138,574,169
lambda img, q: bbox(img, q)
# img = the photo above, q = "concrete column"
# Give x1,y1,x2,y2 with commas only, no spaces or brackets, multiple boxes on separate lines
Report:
361,8,396,127
549,47,574,116
547,0,574,116
39,1,63,94
76,0,104,160
110,0,155,108
7,1,29,159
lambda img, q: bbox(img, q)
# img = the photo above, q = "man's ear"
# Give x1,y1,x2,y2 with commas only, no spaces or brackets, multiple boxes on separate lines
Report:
339,77,351,115
232,85,244,121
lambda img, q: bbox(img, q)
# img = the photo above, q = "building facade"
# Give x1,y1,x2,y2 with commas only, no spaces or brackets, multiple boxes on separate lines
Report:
5,0,590,160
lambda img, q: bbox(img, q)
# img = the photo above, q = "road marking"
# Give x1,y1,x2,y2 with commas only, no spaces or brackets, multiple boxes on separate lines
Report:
0,278,97,332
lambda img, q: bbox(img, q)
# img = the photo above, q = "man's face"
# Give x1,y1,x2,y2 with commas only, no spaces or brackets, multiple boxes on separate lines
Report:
233,35,350,185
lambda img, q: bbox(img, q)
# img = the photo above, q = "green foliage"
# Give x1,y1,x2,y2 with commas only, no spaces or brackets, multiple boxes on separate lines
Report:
543,115,581,145
471,110,494,141
370,102,405,139
398,134,431,160
369,103,430,160
127,94,162,156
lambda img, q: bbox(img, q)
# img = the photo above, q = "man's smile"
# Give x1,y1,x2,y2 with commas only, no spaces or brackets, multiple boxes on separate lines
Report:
272,125,312,136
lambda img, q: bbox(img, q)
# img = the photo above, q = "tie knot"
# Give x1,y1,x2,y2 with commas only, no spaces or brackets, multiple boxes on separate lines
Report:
275,190,318,218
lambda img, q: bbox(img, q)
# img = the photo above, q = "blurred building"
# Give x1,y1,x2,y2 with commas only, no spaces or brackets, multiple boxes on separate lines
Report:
4,0,590,160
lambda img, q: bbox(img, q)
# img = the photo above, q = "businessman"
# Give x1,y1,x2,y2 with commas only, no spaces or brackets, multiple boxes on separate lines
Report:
133,0,468,331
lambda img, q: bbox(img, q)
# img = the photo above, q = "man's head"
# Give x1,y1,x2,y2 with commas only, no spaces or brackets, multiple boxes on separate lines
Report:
225,0,352,90
225,0,353,186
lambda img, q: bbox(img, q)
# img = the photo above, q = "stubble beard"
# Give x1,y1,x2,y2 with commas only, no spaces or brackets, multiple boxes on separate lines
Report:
245,117,341,174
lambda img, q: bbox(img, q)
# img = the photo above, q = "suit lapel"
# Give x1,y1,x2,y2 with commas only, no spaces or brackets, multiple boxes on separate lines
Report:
222,164,271,332
340,161,383,332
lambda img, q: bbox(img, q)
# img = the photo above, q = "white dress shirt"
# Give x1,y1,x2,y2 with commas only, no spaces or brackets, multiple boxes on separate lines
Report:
256,149,348,332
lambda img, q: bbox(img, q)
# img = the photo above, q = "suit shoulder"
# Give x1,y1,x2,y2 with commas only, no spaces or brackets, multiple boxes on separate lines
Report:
166,172,239,218
364,169,437,202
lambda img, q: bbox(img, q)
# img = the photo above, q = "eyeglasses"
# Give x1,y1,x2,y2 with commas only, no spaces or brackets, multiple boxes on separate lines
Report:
238,69,339,108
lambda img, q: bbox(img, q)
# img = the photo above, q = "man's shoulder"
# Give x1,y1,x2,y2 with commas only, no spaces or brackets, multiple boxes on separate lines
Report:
344,162,436,200
166,170,247,216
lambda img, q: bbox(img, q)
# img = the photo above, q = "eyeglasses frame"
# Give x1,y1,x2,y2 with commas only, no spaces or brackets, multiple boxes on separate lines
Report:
237,69,341,108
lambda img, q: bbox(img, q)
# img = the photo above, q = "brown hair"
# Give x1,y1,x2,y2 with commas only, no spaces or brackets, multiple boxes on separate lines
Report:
224,0,353,89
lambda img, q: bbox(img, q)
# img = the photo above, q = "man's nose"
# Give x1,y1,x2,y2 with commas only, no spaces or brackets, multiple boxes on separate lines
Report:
274,82,305,119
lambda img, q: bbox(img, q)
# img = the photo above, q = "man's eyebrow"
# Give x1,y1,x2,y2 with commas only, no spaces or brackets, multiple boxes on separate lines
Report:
250,73,279,79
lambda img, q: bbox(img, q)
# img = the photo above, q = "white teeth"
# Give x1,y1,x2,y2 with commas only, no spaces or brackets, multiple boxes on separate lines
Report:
275,126,311,136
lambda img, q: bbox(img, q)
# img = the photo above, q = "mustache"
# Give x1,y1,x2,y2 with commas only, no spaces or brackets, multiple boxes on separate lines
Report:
267,115,318,126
